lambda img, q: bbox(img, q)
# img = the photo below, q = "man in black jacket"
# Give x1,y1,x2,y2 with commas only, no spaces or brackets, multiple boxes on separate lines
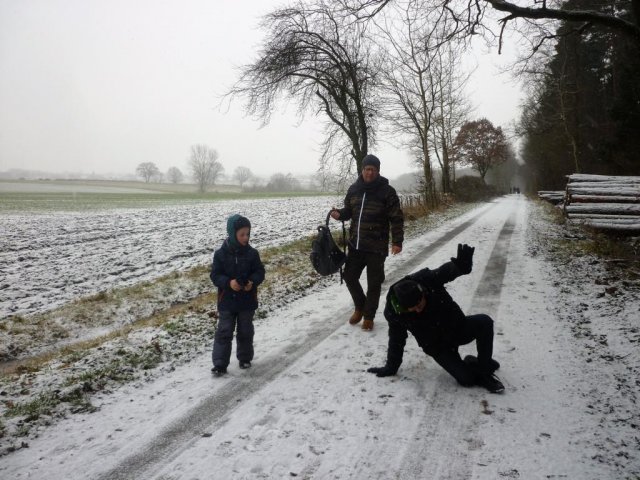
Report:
367,244,505,393
330,154,404,331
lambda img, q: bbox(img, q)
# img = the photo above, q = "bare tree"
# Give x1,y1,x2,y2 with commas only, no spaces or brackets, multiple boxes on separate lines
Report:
166,167,184,184
226,0,381,173
375,3,440,206
452,118,509,181
136,162,160,183
334,1,640,46
233,166,253,188
267,173,302,191
188,145,224,193
430,40,473,194
483,0,640,47
375,3,471,203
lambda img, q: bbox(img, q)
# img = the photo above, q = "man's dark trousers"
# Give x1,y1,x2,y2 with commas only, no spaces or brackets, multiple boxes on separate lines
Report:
343,248,386,320
430,314,495,386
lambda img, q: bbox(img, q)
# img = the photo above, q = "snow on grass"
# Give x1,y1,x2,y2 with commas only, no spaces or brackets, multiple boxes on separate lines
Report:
0,199,482,456
0,195,340,318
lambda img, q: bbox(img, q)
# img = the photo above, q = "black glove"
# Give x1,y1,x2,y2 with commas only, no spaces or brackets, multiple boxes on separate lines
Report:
451,243,475,274
367,366,397,377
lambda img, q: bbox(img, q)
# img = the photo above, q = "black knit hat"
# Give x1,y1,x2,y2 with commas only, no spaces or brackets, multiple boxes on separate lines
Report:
362,154,380,170
393,279,423,309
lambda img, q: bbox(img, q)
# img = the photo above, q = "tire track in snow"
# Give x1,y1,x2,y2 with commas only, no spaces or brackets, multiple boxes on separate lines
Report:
469,213,518,318
96,313,349,480
395,202,520,479
96,203,498,480
386,202,498,281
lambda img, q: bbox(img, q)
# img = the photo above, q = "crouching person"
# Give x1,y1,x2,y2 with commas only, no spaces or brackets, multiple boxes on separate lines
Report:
367,244,504,393
210,214,265,376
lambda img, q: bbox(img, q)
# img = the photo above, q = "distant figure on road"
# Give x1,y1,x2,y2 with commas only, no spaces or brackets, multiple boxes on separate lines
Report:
210,214,265,376
330,154,404,331
367,244,505,393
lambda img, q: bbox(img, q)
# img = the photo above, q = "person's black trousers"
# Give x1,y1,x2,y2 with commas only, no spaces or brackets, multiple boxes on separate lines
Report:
430,313,495,386
343,248,386,320
212,309,255,369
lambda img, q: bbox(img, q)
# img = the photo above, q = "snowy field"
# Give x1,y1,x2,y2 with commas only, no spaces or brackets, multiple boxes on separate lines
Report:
0,181,164,194
2,195,638,479
0,195,339,318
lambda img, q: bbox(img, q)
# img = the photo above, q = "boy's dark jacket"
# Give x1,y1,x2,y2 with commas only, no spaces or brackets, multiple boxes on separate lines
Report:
382,260,468,373
336,174,404,256
210,240,265,312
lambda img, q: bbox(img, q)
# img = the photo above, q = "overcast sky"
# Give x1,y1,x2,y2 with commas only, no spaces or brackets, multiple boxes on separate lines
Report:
0,0,522,179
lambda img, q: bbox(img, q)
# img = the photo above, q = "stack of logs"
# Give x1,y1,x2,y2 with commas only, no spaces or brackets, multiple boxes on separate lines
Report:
563,174,640,232
537,190,565,205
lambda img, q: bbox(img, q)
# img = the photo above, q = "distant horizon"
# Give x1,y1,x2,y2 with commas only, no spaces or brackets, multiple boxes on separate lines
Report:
0,1,521,183
0,166,423,183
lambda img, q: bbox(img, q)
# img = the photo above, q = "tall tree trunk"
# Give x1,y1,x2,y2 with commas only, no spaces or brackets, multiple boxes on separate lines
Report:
421,136,437,207
441,133,452,193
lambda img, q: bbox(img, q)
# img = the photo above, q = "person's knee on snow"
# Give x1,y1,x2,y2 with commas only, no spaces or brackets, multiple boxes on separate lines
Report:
466,313,495,372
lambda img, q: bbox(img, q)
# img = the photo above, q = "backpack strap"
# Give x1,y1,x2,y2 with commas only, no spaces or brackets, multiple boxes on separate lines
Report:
326,210,347,284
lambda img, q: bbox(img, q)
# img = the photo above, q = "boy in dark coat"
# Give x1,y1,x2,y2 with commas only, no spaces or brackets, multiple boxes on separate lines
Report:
367,244,505,393
210,214,265,376
330,154,404,331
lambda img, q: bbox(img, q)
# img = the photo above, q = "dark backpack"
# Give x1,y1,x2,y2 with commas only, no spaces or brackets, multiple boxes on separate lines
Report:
310,211,346,281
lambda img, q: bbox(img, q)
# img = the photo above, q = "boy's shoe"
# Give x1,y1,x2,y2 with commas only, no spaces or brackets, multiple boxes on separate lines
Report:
361,319,374,331
349,310,364,325
239,361,251,369
463,355,500,373
211,366,227,377
479,372,505,394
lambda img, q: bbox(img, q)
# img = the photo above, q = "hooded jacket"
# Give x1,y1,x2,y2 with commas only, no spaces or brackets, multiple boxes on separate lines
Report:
210,216,265,312
336,174,404,256
382,260,468,372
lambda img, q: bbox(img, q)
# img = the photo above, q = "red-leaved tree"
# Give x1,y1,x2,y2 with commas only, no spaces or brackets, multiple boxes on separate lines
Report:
453,118,509,181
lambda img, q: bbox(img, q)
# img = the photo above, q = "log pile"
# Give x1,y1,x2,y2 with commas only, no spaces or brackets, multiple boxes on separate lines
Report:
563,174,640,232
538,190,565,205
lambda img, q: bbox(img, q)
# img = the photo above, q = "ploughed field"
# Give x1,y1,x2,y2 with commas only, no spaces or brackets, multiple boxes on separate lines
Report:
0,196,336,318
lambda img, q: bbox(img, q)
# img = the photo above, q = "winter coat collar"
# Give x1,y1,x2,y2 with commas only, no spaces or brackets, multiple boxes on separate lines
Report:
355,174,389,192
222,238,249,254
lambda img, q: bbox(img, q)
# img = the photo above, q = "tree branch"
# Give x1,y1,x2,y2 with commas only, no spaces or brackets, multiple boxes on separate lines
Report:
486,0,640,41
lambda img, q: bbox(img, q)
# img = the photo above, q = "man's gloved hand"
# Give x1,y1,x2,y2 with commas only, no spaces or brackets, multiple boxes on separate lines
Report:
451,243,475,274
367,366,397,377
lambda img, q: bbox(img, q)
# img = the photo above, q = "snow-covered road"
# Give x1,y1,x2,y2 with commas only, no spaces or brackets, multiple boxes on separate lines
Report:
3,195,639,479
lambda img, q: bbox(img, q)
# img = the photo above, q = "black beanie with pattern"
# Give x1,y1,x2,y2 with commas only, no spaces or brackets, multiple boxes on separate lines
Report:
393,279,423,309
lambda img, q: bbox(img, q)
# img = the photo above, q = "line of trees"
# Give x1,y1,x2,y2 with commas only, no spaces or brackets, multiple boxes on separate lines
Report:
134,148,312,193
226,0,517,204
517,0,640,191
135,163,184,184
134,145,226,192
226,0,639,198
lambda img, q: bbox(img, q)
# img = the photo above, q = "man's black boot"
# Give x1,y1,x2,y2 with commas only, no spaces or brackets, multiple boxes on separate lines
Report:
463,355,500,373
479,372,505,394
